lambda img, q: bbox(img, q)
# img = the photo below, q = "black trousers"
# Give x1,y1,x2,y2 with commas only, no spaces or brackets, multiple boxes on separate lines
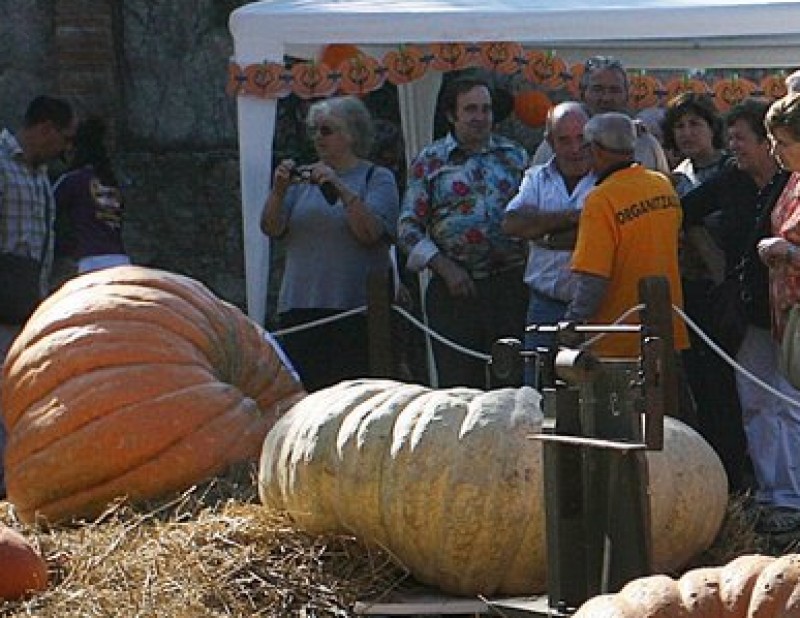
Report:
277,308,369,392
425,266,527,389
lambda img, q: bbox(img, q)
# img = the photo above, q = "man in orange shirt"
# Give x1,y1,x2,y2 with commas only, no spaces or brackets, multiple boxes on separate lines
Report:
564,112,689,359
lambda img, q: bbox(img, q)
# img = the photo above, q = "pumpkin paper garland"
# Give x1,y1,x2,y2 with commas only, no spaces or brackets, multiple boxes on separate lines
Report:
478,41,523,75
338,53,386,95
713,75,758,112
522,50,567,90
761,73,788,100
243,61,291,98
382,46,429,84
2,265,306,524
291,61,338,99
628,73,663,110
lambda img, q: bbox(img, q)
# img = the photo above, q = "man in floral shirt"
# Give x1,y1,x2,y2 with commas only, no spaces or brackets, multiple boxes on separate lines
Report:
398,76,528,388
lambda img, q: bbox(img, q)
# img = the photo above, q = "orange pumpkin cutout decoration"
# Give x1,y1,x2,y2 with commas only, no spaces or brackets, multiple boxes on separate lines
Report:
226,62,247,97
664,76,709,101
291,62,338,99
761,73,788,100
479,42,523,75
338,53,386,95
383,46,429,84
628,73,663,110
243,62,291,99
523,51,567,90
430,42,476,71
713,76,758,112
566,62,585,98
319,44,362,71
0,526,47,600
513,90,552,128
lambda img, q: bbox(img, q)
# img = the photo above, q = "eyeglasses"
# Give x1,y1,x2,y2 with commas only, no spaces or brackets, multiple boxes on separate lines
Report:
584,56,624,73
306,124,339,138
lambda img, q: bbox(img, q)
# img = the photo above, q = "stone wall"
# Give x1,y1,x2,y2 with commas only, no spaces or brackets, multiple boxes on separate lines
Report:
0,0,249,308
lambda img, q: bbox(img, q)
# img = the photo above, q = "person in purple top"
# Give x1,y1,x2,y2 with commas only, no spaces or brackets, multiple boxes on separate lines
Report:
54,115,130,274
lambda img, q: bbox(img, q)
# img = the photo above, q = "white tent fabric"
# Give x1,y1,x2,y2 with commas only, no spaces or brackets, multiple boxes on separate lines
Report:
229,0,800,324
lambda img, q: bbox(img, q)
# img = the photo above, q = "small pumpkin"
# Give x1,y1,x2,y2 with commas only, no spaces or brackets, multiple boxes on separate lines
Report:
259,379,728,596
319,43,361,71
573,553,799,617
513,90,552,128
0,525,47,600
2,265,305,524
383,46,428,85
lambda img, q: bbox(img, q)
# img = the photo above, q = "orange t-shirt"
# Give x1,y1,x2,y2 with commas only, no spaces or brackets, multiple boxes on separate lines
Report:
571,164,690,358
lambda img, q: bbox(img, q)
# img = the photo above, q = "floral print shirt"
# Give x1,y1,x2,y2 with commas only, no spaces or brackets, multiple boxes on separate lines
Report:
398,132,528,280
770,172,800,340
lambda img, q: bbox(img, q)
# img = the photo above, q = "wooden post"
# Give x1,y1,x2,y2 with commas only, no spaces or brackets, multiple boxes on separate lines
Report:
367,269,394,378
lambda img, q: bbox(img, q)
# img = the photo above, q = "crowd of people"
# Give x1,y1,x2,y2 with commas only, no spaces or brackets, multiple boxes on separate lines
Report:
4,61,800,533
257,60,800,535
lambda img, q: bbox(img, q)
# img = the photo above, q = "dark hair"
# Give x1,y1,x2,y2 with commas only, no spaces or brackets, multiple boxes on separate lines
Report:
726,98,771,142
765,93,800,142
439,76,492,118
70,116,118,187
580,55,628,95
663,92,725,151
23,95,74,130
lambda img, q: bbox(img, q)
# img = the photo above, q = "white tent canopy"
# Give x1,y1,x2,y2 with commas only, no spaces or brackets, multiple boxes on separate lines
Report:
229,0,800,324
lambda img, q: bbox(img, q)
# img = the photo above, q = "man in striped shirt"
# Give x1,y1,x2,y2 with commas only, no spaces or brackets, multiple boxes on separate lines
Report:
0,95,76,496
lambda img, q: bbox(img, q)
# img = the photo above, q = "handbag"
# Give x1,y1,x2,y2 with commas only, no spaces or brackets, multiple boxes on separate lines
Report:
706,273,747,356
0,252,42,324
781,304,800,390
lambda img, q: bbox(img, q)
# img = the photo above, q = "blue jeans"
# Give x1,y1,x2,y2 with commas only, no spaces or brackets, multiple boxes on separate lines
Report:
524,290,568,387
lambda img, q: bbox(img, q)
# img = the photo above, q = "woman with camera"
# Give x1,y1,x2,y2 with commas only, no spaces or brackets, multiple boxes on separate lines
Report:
260,96,399,391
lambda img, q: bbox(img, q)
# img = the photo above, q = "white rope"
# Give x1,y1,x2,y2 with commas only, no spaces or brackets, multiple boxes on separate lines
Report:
271,306,366,337
267,299,800,410
672,305,800,409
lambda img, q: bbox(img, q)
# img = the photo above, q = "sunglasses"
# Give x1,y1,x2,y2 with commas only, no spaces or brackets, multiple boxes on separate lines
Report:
306,124,340,138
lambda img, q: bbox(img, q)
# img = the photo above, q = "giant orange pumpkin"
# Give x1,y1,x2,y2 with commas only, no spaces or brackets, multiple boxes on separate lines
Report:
2,265,306,524
513,90,552,127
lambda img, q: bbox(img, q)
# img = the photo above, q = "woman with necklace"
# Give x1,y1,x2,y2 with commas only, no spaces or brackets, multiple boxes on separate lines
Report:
261,96,399,391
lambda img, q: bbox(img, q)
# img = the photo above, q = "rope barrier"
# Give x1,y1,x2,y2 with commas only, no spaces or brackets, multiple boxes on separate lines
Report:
266,299,800,408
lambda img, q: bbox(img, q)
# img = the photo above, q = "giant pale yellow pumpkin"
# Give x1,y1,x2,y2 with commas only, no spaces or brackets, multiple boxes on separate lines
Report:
259,379,728,596
2,265,305,524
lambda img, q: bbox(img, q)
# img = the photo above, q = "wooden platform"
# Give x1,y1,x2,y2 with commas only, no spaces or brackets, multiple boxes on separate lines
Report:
354,585,555,616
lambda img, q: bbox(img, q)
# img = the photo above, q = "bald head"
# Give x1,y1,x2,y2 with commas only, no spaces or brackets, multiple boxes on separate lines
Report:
545,101,593,180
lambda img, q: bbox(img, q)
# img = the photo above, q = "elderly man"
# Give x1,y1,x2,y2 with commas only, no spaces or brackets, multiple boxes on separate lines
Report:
564,112,689,359
398,76,528,388
503,101,595,385
532,55,669,174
